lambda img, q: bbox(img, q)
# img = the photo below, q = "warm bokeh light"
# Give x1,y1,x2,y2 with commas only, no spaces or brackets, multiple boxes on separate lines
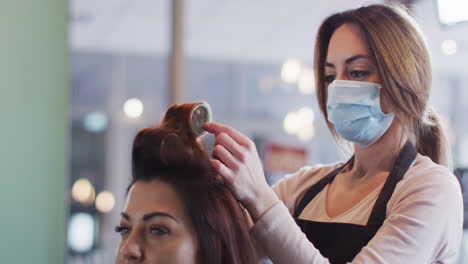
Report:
298,125,315,141
283,107,315,141
284,112,299,135
95,191,115,213
441,39,457,56
72,178,95,205
298,68,315,95
281,59,302,83
123,98,144,118
296,107,315,124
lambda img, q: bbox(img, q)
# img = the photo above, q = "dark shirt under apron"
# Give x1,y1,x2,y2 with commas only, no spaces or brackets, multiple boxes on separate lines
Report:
293,142,417,264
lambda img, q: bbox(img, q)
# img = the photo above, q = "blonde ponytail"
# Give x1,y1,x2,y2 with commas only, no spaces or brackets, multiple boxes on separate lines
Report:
415,107,452,170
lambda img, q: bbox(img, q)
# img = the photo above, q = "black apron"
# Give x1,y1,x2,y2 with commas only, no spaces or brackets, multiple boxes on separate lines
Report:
293,142,417,264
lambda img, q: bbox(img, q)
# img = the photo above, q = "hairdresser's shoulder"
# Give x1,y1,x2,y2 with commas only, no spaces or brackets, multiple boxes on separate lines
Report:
282,161,343,183
391,154,462,210
405,154,460,186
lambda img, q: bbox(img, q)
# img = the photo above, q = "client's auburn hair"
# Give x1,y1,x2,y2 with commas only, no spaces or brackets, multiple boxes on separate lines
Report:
129,103,258,264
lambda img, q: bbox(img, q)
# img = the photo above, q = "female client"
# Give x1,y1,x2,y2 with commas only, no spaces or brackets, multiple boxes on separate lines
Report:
115,103,258,264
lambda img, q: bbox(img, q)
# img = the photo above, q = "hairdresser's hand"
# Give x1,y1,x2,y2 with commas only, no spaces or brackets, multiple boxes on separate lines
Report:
203,122,279,222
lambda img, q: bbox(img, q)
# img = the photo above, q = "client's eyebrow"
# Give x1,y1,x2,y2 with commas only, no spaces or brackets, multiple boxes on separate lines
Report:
121,212,130,220
120,212,178,223
143,212,178,222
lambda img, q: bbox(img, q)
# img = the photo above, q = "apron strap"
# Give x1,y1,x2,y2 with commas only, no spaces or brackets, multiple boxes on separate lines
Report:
293,159,352,219
293,141,417,225
367,141,417,226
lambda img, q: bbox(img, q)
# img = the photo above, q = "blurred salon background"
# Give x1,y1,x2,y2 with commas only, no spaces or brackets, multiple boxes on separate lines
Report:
1,0,468,263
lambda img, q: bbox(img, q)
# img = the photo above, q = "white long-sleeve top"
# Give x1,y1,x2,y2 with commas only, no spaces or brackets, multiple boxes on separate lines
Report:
250,154,463,264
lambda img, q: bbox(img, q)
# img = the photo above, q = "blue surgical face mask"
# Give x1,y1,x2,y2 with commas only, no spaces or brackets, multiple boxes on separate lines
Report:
326,80,394,147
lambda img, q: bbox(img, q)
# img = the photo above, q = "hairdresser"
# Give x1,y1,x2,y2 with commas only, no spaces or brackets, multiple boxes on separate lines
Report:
203,4,463,264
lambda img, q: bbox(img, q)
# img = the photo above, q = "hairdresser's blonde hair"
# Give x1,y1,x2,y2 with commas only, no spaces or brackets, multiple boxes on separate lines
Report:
314,4,452,169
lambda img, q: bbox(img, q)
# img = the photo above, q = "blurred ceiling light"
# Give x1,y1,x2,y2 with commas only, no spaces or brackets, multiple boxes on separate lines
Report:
83,111,108,133
283,107,315,141
67,213,95,253
72,178,95,205
124,98,144,118
296,107,315,124
95,191,115,213
296,107,315,142
437,0,468,25
298,68,315,95
441,39,457,56
284,112,299,135
298,125,315,141
281,59,302,83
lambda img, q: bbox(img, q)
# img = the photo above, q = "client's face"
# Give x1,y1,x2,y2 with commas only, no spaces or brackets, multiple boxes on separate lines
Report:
115,179,199,264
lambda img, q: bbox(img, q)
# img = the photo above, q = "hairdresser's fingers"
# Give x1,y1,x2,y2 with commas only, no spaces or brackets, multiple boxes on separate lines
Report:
210,159,235,185
212,144,240,171
203,122,251,147
214,132,244,160
202,122,223,134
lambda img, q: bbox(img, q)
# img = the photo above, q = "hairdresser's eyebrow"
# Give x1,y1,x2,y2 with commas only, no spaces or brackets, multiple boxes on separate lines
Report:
121,211,179,223
325,54,372,68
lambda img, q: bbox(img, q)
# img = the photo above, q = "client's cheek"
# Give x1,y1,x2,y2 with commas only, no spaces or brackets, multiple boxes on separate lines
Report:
146,235,199,264
171,234,200,264
115,252,125,264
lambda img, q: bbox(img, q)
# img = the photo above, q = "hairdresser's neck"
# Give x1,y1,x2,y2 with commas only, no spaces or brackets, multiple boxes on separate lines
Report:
351,122,407,179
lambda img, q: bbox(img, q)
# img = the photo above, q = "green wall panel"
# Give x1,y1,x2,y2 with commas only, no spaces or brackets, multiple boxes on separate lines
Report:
0,1,68,263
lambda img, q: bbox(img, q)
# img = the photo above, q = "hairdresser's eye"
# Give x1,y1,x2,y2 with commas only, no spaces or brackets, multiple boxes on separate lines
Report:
150,226,169,237
349,70,369,79
324,74,336,84
115,225,131,236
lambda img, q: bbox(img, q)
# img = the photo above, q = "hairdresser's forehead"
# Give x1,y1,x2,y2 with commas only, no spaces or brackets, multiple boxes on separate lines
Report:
326,23,371,64
123,179,188,222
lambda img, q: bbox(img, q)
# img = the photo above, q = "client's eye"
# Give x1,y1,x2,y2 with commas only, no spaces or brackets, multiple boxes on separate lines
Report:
150,226,169,236
115,225,131,236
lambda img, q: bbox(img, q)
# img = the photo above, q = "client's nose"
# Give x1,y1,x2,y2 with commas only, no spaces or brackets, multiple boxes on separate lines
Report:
120,233,144,262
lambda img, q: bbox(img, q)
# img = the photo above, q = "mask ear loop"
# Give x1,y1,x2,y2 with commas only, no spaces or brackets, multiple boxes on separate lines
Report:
160,133,185,166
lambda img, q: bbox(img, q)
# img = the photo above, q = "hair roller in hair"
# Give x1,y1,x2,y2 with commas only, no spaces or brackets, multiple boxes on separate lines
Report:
161,101,212,138
190,102,212,136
